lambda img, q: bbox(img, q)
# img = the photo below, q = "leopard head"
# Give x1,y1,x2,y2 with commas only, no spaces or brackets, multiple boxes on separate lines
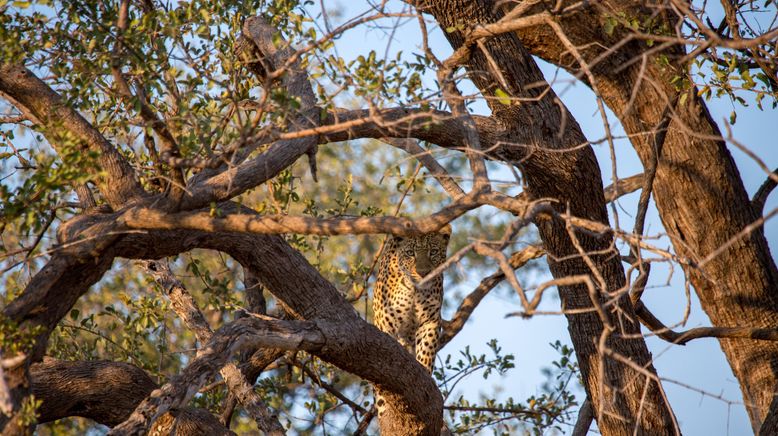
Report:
391,225,451,287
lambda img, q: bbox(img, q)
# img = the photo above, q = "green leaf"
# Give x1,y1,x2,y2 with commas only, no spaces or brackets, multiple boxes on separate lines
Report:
494,88,511,106
604,17,617,35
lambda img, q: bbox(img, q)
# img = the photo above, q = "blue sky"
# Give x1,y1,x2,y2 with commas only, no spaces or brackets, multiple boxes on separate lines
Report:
322,2,777,434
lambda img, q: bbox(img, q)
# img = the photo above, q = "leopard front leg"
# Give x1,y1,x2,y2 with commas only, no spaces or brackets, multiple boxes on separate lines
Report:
414,318,440,373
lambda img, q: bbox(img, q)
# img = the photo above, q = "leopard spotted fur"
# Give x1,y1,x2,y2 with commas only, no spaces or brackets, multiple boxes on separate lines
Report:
372,228,450,372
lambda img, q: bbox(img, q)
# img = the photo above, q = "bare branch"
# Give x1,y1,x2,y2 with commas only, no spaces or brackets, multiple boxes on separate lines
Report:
2,196,449,433
220,270,279,426
0,114,27,124
27,358,233,434
110,0,186,201
500,2,778,426
126,194,479,237
752,167,778,216
141,260,285,434
603,173,644,202
633,301,778,346
181,16,318,209
440,246,544,347
444,404,549,418
110,315,326,436
382,138,466,199
572,397,594,436
293,359,368,415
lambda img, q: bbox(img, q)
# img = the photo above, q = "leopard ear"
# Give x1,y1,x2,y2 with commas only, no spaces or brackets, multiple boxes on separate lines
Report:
438,225,452,242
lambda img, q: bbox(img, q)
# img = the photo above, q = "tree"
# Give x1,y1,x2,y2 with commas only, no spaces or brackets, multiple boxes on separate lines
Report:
0,0,775,435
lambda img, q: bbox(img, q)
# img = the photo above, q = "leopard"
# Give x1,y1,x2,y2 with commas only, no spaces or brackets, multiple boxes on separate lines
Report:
372,226,451,373
370,226,451,421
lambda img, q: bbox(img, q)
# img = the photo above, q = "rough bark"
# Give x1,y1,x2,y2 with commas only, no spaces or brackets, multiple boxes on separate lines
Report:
220,347,283,427
11,4,763,434
31,359,155,427
502,1,778,431
109,316,327,435
121,227,444,434
0,62,140,434
29,358,233,435
0,248,116,434
2,15,440,434
197,233,444,435
419,1,678,434
148,408,236,436
220,270,283,427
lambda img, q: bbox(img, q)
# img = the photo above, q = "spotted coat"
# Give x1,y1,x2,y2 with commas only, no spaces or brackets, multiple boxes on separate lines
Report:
372,229,450,373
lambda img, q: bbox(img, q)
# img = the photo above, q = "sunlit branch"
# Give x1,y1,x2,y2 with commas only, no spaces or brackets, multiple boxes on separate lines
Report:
109,314,327,436
141,260,284,434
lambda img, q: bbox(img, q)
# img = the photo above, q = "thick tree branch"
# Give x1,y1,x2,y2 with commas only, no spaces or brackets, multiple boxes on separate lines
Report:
180,16,318,210
4,205,445,435
500,1,778,429
0,231,119,434
29,358,234,435
603,173,644,202
418,2,678,434
165,107,488,170
125,193,478,237
572,398,594,436
220,347,283,427
0,65,144,207
321,107,508,159
220,270,282,427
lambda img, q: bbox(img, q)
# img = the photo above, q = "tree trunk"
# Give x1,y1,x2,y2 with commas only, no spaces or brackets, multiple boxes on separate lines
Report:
504,1,778,431
421,1,678,434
